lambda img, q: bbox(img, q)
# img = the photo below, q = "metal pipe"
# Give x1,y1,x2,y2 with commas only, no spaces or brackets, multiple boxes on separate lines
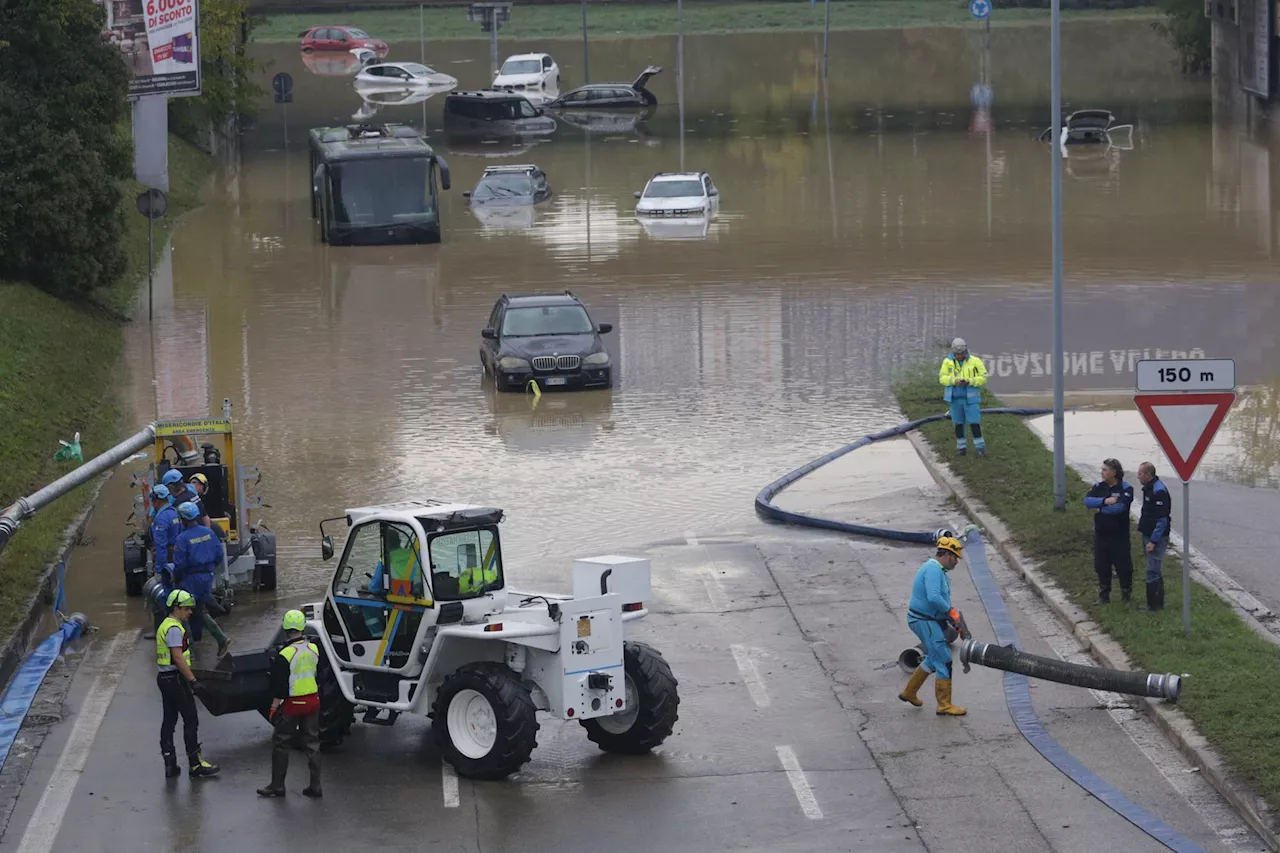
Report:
0,424,158,554
1182,482,1191,634
1050,0,1066,511
962,639,1182,702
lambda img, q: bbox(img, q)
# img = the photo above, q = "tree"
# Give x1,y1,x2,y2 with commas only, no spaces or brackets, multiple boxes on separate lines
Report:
0,0,132,297
1152,0,1211,73
170,0,263,142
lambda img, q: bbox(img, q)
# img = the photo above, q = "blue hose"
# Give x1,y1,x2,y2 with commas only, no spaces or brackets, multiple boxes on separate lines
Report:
755,408,1207,853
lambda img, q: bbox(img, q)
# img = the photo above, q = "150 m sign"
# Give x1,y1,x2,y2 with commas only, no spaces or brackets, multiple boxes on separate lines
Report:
1136,358,1236,392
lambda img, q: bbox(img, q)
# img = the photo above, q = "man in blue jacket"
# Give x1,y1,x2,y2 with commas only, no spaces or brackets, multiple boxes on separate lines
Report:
1137,461,1171,612
899,535,968,716
1084,458,1135,605
174,502,232,657
149,485,180,585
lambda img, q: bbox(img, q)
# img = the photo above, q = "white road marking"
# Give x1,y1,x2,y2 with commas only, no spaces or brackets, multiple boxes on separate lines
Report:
775,745,823,819
686,531,729,610
17,631,135,853
730,645,770,707
684,532,699,547
441,762,460,808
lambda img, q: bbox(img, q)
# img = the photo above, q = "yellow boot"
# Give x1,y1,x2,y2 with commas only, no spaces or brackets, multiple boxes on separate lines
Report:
898,667,930,707
935,678,967,716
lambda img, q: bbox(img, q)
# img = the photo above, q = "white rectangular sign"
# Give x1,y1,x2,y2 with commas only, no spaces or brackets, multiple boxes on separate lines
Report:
1136,358,1236,392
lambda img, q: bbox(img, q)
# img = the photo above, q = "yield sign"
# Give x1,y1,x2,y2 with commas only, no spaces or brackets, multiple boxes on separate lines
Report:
1133,392,1237,483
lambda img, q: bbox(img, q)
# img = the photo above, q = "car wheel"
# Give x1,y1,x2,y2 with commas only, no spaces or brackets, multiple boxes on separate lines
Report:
302,46,313,53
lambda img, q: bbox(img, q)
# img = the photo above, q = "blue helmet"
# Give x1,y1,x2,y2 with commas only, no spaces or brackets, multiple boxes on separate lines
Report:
161,469,184,485
150,484,170,500
176,501,201,521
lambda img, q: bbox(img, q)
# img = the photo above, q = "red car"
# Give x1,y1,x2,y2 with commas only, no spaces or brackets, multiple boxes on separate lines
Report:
298,26,388,56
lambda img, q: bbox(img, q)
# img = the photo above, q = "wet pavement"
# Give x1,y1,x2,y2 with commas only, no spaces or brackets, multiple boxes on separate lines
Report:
0,444,1265,852
1029,409,1280,620
2,15,1279,851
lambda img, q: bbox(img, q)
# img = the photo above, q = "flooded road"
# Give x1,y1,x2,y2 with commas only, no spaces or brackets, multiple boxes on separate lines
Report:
106,20,1280,604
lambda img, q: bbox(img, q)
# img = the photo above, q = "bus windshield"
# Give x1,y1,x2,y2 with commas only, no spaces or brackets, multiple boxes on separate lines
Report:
330,156,437,227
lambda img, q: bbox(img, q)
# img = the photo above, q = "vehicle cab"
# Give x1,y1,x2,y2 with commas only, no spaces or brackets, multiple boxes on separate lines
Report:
463,164,552,206
492,52,560,92
634,171,719,217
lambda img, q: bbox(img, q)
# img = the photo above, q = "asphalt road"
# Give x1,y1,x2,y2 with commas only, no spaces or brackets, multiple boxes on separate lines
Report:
0,447,1263,852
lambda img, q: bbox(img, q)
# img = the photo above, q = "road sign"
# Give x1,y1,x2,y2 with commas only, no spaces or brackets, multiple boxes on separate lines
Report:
1136,358,1236,393
970,82,993,109
970,0,991,19
272,72,294,104
1133,392,1236,483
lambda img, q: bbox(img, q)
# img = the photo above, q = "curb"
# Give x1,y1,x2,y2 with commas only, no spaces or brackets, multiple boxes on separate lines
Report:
0,471,112,696
905,430,1280,851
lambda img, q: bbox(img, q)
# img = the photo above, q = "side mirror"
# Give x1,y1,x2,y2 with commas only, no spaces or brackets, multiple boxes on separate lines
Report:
437,156,451,191
462,190,471,198
535,108,545,116
709,188,719,196
633,191,642,199
597,323,613,334
321,535,334,561
481,328,497,339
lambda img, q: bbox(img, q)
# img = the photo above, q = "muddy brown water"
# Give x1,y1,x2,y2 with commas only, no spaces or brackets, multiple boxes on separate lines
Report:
62,22,1280,632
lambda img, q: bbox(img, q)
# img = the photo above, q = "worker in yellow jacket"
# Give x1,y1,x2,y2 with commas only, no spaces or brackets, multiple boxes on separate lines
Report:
938,338,989,457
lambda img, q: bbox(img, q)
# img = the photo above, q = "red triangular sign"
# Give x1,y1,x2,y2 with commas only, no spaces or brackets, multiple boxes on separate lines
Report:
1133,393,1236,483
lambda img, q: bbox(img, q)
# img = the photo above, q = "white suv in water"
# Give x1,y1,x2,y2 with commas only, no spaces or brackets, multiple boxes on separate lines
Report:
633,171,720,217
492,53,560,92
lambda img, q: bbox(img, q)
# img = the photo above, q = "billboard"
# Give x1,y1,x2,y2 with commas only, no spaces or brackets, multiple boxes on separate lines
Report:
96,0,201,98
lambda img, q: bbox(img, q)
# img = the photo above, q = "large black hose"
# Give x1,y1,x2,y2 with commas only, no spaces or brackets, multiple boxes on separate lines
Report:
963,639,1182,702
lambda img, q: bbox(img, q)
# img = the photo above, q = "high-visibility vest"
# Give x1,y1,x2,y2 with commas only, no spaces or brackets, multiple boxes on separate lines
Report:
459,564,498,594
156,616,191,668
279,641,319,697
387,547,416,598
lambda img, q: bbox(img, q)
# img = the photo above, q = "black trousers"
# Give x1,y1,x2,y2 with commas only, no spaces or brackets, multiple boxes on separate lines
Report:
157,672,200,757
1093,533,1133,595
272,708,320,781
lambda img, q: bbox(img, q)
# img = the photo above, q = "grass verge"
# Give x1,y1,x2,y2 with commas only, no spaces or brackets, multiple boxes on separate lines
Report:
895,364,1280,813
254,0,1159,43
0,134,213,637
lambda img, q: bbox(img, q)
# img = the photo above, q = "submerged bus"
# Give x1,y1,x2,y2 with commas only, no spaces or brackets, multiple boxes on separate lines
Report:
308,123,452,245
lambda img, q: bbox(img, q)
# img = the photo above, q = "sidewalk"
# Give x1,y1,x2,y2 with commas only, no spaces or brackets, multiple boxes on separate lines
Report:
1028,410,1280,622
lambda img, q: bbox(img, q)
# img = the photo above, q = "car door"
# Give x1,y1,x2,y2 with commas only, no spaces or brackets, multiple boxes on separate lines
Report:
332,28,351,50
532,169,550,202
482,301,503,369
541,54,554,86
326,519,433,676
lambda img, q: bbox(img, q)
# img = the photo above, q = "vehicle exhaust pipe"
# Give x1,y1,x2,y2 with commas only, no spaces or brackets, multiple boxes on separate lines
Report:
0,424,158,556
961,639,1182,702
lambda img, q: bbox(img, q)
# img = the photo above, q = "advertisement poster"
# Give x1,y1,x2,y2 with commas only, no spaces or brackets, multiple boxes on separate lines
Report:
95,0,201,98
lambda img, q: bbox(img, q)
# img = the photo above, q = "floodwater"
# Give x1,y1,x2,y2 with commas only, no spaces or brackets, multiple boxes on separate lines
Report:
101,21,1280,606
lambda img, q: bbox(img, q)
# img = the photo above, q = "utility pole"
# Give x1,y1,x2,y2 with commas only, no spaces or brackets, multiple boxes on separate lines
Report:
581,0,590,83
1050,0,1065,511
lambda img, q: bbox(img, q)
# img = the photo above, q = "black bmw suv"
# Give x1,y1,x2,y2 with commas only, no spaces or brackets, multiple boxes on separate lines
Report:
480,292,613,391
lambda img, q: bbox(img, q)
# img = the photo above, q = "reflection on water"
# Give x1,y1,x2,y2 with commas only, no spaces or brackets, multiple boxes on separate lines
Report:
124,21,1280,594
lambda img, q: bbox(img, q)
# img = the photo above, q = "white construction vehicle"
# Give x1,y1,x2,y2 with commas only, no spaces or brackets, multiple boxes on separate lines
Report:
193,500,680,780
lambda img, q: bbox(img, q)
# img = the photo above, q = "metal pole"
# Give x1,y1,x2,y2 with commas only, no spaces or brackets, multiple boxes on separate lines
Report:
824,58,836,240
1182,482,1191,634
147,216,154,322
581,0,589,83
490,17,498,79
1050,0,1066,511
420,3,425,61
677,0,684,171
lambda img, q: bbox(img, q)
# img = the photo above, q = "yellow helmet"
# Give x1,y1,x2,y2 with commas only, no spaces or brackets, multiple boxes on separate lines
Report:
936,536,964,559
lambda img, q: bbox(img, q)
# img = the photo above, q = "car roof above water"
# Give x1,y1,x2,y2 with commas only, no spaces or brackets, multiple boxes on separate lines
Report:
501,291,582,307
650,171,706,181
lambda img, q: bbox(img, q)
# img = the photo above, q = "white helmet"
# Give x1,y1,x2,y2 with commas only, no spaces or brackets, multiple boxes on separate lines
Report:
951,338,967,354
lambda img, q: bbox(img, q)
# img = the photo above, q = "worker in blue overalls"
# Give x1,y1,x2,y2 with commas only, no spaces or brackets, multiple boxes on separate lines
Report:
938,337,989,457
174,502,232,658
899,535,968,716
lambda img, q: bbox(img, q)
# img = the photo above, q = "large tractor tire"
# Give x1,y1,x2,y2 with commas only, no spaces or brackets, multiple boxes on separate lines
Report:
123,540,148,597
432,663,539,780
581,641,679,754
256,634,355,751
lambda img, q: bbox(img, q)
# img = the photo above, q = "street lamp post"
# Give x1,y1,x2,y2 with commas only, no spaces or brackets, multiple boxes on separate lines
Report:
1050,0,1066,511
581,0,590,83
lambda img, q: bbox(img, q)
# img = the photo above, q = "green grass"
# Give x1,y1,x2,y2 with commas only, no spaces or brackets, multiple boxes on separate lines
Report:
895,364,1280,812
0,134,212,637
254,0,1159,43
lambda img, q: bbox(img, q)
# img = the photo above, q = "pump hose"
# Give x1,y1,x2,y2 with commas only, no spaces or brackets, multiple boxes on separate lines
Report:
962,639,1182,702
755,408,1207,853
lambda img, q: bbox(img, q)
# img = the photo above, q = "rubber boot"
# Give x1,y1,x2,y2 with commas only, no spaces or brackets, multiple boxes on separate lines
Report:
1149,579,1165,612
163,751,181,779
935,678,967,716
188,749,220,778
302,761,322,798
256,751,287,797
898,667,929,707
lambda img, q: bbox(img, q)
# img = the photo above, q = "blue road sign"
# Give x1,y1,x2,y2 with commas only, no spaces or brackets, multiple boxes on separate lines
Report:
970,0,991,19
272,72,294,97
970,82,993,108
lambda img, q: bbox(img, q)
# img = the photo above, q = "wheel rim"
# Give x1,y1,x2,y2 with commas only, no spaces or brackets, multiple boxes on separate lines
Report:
447,689,498,759
595,673,639,735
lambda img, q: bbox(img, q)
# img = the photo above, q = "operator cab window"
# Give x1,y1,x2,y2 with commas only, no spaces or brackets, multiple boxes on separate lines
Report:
427,526,503,600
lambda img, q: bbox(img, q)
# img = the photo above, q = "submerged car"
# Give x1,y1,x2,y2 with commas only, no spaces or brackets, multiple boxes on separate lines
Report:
355,62,458,89
464,164,553,206
299,26,388,56
492,52,560,92
442,90,557,139
1037,109,1134,158
546,66,662,109
634,171,719,216
480,292,614,391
